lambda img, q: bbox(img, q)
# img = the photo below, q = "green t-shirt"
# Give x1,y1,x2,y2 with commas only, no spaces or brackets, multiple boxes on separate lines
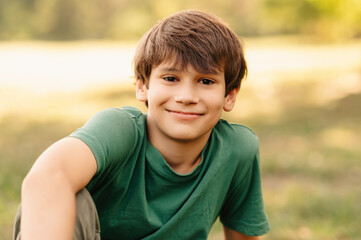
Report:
70,106,270,239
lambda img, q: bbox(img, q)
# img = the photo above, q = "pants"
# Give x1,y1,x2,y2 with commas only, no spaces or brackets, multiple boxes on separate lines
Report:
13,189,101,240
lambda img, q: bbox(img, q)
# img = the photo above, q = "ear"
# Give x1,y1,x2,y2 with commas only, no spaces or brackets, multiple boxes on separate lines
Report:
135,80,148,102
223,88,239,112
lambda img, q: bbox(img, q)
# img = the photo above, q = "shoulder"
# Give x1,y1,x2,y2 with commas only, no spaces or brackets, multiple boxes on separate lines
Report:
72,106,146,148
208,119,260,178
93,106,143,120
83,106,143,129
70,106,145,177
213,119,259,153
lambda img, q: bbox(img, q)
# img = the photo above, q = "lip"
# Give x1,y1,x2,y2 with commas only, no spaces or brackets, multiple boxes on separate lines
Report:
166,110,204,120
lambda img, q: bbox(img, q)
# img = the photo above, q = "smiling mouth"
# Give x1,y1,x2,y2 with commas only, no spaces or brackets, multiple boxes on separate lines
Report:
168,110,203,115
166,110,204,120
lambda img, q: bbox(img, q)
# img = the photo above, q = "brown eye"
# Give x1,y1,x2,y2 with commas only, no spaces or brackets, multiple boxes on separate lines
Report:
164,76,177,82
200,79,214,85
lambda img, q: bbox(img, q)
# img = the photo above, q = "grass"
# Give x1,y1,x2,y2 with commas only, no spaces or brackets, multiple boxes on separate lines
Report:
1,39,361,239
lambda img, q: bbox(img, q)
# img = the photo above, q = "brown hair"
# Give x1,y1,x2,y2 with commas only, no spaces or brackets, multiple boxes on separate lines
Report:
133,10,247,96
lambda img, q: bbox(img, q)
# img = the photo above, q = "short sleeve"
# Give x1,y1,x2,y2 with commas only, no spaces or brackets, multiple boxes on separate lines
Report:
69,108,137,175
220,151,270,236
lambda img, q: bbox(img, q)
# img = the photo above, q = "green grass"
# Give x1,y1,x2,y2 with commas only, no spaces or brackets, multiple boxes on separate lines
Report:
1,40,361,239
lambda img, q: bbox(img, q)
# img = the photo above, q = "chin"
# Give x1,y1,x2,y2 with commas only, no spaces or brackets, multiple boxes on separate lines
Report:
167,130,210,143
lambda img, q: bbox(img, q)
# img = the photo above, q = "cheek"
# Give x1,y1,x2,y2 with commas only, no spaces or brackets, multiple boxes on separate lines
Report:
206,92,226,108
147,86,171,104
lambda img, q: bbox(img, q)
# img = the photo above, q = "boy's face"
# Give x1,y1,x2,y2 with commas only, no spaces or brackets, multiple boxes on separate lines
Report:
136,61,237,144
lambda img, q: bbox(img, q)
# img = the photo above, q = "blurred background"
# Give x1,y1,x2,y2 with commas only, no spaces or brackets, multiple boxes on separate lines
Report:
1,0,360,239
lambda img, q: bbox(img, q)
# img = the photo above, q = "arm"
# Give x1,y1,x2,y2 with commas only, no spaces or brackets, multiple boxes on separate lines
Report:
21,137,97,240
223,225,261,240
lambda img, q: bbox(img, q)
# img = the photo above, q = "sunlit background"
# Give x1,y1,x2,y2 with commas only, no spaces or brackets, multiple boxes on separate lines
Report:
1,0,361,239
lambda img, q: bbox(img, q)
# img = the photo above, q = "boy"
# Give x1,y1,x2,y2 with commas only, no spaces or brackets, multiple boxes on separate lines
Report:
15,10,270,239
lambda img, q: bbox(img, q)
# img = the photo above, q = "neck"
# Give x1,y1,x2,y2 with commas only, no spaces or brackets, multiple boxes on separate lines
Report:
148,132,210,175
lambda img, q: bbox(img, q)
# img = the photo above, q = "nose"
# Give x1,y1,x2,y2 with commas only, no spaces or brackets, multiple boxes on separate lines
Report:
174,82,199,105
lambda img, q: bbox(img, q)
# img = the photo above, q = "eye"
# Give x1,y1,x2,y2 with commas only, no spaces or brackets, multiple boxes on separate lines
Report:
163,76,178,82
200,78,215,85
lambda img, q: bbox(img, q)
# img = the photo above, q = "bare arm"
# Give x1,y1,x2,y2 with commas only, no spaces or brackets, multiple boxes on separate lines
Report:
223,225,262,240
21,137,97,240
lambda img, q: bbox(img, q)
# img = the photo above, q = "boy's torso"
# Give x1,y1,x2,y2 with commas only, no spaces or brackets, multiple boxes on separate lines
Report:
70,107,263,239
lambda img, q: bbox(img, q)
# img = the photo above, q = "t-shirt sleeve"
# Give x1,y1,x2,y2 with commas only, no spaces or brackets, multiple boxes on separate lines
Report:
220,150,270,236
69,108,137,176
